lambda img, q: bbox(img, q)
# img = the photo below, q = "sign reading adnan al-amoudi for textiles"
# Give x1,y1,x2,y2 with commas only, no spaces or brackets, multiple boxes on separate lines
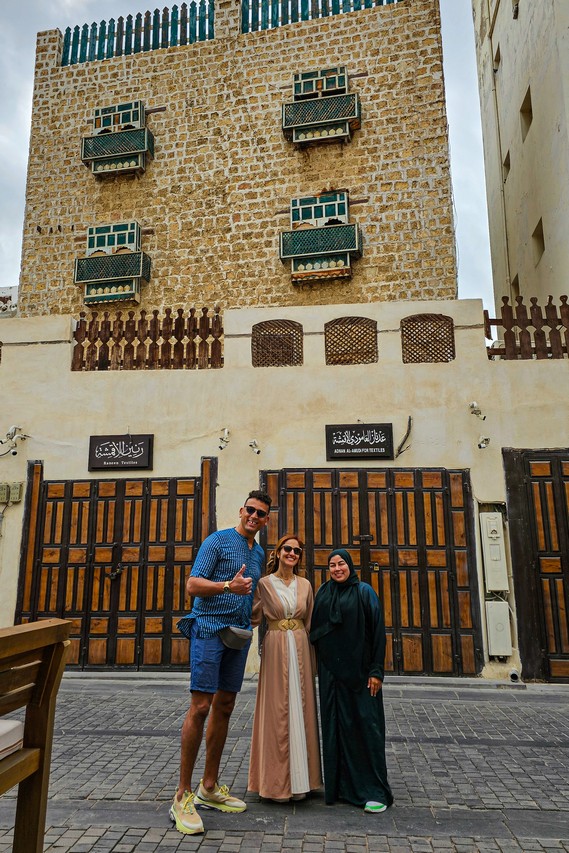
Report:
325,424,394,460
88,434,154,470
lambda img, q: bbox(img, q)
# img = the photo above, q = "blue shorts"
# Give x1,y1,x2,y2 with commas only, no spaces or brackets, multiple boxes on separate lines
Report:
189,621,250,694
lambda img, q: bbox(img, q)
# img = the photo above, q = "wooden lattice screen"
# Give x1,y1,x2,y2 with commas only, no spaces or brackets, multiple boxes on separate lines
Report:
400,314,455,364
484,295,569,359
251,319,303,367
71,307,223,371
324,316,378,365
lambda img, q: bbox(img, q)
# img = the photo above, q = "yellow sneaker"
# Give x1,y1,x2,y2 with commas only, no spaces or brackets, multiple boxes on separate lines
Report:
169,790,204,834
195,780,247,812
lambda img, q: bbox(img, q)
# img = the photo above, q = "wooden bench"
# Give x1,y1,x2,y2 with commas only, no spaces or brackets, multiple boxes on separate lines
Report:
0,619,71,853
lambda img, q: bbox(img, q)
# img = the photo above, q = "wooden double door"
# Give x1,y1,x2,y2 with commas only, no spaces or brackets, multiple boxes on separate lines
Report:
17,459,216,670
504,450,569,681
261,467,483,677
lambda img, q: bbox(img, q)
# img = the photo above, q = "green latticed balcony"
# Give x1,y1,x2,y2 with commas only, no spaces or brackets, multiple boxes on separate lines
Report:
280,223,361,284
282,93,361,143
280,224,361,259
74,252,151,285
81,128,155,175
75,221,150,304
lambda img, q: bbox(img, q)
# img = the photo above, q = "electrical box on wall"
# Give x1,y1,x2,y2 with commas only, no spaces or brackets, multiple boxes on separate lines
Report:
480,511,509,591
485,600,513,656
0,482,23,503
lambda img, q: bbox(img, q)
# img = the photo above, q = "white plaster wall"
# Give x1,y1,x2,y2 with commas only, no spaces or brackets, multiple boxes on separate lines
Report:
472,0,569,308
1,300,568,678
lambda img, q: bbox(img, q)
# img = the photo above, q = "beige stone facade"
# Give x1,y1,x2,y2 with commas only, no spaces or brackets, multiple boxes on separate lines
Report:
18,0,456,317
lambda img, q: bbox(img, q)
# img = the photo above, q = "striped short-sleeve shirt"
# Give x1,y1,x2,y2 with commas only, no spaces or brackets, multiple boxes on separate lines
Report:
181,527,265,638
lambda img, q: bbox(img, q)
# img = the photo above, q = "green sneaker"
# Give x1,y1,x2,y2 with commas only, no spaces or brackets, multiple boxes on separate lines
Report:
169,790,204,834
196,780,247,812
364,801,388,813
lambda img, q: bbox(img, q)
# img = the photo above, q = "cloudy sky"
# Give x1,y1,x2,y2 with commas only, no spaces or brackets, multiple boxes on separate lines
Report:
0,0,493,308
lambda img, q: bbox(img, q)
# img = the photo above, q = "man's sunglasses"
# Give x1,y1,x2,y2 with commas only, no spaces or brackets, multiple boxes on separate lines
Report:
243,505,268,519
282,545,302,556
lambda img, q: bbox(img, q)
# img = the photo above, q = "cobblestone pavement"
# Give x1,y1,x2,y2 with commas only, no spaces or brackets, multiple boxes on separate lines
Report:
1,676,568,852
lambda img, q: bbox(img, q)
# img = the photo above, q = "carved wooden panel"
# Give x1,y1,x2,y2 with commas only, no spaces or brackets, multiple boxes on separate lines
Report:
17,461,214,670
504,450,569,681
261,467,482,676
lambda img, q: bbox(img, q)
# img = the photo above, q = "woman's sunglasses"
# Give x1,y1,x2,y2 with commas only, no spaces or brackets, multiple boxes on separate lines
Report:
243,505,268,519
281,545,302,556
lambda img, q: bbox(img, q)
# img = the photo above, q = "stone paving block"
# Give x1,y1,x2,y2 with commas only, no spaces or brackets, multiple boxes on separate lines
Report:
2,680,569,853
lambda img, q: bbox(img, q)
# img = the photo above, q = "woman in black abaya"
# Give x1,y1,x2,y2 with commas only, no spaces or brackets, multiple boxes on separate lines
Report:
310,549,393,813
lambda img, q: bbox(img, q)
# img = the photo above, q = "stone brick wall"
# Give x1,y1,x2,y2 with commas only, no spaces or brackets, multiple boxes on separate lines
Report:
18,0,456,316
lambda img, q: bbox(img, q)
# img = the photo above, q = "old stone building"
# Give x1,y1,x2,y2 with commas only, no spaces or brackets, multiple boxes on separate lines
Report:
18,0,455,316
1,0,568,683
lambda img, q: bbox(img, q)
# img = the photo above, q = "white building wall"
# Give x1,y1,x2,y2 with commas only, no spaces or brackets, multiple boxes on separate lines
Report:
1,301,569,678
472,0,569,310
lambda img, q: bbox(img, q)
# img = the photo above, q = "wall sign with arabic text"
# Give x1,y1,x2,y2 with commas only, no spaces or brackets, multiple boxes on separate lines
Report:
88,434,154,470
325,423,394,460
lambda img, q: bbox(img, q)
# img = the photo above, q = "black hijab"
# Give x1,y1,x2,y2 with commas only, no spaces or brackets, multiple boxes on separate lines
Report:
310,549,370,690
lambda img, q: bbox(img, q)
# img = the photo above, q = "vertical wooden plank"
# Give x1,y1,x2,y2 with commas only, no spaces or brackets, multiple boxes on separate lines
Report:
545,482,560,551
96,21,106,61
161,6,170,48
70,25,80,64
556,579,569,653
180,3,188,43
152,9,160,49
62,28,71,66
431,635,453,673
199,0,207,41
17,463,44,618
435,493,446,544
124,15,133,54
200,457,217,542
541,579,557,653
115,16,124,56
460,635,476,674
134,13,143,52
423,493,433,546
106,18,115,59
532,482,546,550
87,21,97,62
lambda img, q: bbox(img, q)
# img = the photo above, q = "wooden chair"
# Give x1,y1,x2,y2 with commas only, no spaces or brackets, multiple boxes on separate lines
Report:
0,619,71,853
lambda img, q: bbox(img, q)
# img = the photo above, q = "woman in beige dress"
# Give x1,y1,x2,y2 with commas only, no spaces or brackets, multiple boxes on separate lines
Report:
248,534,322,802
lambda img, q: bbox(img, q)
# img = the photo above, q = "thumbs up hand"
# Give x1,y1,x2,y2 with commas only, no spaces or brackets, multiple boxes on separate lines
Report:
229,564,252,596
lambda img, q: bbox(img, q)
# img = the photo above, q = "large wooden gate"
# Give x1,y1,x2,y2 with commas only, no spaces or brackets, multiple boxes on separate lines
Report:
503,449,569,681
17,458,216,670
261,467,483,677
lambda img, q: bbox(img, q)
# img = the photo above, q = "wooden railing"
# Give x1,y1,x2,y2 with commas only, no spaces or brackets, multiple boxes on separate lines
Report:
61,3,214,67
71,307,223,371
59,0,401,62
484,296,569,360
241,0,401,33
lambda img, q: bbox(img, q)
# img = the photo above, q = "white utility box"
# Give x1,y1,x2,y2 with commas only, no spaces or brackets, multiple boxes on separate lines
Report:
480,511,509,592
485,600,513,656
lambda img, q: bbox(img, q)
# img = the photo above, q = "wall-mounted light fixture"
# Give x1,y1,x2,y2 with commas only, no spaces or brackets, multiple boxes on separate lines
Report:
0,426,30,458
469,401,486,421
218,428,230,451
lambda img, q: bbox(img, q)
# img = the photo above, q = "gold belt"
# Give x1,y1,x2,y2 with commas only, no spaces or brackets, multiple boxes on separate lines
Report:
267,618,305,632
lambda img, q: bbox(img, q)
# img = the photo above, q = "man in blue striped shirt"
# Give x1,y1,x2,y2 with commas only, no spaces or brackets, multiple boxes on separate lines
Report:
170,490,271,835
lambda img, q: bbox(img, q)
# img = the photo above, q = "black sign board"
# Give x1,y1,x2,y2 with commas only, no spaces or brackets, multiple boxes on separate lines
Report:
326,423,394,460
88,434,154,470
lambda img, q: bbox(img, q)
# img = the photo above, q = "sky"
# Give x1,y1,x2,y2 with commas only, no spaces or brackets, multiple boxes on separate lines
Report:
0,0,493,309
